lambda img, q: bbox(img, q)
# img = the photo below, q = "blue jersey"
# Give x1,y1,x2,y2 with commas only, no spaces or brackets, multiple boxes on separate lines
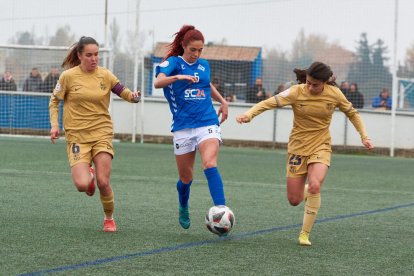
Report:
155,56,219,132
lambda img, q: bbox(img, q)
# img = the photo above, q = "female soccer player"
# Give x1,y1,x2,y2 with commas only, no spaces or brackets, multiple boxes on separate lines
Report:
236,62,374,245
49,36,141,232
154,25,230,229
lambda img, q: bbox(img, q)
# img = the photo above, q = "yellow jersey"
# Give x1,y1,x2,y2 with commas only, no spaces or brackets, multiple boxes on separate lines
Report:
245,84,369,156
49,66,135,143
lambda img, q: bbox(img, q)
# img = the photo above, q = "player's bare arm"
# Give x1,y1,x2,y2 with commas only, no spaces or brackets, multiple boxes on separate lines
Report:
154,73,197,88
210,83,228,124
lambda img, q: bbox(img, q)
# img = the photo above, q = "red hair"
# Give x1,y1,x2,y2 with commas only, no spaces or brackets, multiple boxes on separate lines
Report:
164,25,204,60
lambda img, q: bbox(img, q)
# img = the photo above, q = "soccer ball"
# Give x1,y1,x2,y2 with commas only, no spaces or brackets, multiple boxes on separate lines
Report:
205,205,235,236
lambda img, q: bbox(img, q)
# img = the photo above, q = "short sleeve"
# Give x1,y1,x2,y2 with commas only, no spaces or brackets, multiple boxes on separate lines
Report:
155,57,177,77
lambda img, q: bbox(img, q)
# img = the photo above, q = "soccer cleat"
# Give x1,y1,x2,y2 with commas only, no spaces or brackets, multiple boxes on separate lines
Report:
298,231,312,246
178,206,191,229
103,218,117,232
85,166,95,196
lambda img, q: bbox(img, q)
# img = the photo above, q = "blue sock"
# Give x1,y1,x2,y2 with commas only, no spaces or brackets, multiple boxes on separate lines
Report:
204,167,226,206
176,179,192,208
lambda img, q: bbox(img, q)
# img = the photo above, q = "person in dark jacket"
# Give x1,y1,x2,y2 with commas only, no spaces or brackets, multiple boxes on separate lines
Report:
0,70,17,91
345,83,364,109
42,67,60,92
23,67,43,92
246,77,267,103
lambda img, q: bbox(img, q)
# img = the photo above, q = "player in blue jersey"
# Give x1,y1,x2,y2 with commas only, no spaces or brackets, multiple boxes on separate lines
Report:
154,25,229,229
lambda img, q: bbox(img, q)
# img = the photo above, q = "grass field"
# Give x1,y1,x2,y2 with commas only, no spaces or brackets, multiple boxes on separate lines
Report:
1,136,413,275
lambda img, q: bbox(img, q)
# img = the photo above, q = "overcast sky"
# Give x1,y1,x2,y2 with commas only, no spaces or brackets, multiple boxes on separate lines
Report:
1,0,413,63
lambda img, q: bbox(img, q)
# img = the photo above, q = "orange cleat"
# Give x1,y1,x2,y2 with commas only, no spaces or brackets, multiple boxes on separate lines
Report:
103,218,117,232
86,166,96,196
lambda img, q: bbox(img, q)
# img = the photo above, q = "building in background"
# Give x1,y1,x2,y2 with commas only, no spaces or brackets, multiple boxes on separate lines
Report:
149,42,262,101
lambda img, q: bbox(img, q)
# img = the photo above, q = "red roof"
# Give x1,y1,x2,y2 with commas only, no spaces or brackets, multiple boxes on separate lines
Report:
153,42,261,62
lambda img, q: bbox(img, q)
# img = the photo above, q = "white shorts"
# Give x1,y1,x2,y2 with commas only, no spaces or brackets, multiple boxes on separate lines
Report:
173,125,222,155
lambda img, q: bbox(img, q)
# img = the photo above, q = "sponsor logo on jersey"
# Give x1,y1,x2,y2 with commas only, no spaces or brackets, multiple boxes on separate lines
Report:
54,82,61,92
100,82,106,91
279,88,290,97
181,64,186,70
184,88,205,100
197,64,205,71
159,60,169,68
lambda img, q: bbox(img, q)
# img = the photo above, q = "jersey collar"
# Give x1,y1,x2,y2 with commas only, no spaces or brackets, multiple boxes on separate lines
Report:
179,56,197,66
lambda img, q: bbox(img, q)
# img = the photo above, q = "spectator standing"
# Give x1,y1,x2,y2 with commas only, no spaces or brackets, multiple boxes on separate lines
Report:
246,77,267,103
0,70,17,91
345,83,364,109
372,88,392,110
339,81,350,95
23,67,43,92
42,67,60,92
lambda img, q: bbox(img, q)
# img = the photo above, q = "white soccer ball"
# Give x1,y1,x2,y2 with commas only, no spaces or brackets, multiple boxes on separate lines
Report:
205,205,235,236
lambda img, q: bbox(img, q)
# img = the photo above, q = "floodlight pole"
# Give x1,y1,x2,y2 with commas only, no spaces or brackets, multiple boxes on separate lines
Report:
390,0,399,157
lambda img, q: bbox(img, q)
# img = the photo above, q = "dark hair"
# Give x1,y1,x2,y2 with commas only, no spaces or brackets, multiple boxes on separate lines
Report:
62,36,99,69
293,68,307,84
306,61,337,86
164,25,204,60
350,82,358,91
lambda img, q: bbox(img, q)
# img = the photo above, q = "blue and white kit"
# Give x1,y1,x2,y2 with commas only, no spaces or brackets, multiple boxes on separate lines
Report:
155,56,219,132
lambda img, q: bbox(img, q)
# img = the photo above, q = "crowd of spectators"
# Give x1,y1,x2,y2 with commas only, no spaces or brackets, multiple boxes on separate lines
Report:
0,67,60,92
5,68,393,110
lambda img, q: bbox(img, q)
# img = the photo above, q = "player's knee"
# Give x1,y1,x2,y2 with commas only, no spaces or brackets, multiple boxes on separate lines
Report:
96,176,110,188
75,185,85,192
180,176,192,184
307,183,321,194
202,161,217,170
287,195,302,206
179,168,193,184
73,178,89,192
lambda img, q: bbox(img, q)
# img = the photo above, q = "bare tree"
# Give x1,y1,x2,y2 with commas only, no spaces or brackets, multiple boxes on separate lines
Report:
48,25,76,47
109,18,121,55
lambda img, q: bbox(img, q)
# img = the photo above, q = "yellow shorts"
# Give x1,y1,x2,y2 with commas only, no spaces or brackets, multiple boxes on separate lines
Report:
286,150,331,178
67,139,114,167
